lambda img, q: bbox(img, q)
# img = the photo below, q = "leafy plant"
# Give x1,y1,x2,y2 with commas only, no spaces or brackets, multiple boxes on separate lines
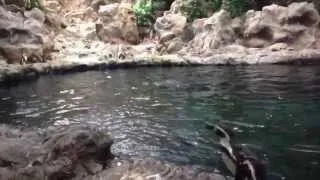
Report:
24,0,42,10
181,0,207,22
209,0,222,11
133,0,153,26
226,0,250,17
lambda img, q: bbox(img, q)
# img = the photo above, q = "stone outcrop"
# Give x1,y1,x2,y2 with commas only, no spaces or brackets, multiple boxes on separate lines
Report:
243,2,320,49
96,2,140,44
186,10,238,54
0,125,113,180
154,13,193,54
0,6,54,64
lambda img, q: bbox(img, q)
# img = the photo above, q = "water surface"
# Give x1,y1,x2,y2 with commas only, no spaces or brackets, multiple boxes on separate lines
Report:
0,66,320,179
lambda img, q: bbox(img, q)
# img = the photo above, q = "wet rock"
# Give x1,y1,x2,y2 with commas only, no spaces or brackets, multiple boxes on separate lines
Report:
243,2,320,49
85,158,227,180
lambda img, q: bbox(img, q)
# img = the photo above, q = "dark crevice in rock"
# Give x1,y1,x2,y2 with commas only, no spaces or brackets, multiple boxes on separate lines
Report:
288,12,318,26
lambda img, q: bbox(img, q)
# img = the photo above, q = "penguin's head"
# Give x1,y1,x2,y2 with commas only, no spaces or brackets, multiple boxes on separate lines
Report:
214,124,234,143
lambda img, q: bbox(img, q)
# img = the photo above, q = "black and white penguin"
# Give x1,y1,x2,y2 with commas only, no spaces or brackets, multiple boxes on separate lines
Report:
214,124,266,180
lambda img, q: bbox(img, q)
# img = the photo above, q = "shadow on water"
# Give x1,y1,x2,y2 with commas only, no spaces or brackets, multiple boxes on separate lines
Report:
0,65,320,180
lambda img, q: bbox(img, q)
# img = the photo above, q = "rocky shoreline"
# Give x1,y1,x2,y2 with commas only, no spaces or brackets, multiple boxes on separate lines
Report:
1,47,320,84
0,125,227,180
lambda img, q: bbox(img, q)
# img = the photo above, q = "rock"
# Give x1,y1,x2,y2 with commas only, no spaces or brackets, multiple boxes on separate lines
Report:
98,3,120,22
187,10,237,54
96,2,139,44
0,6,54,64
24,8,46,23
155,14,187,37
0,125,114,180
91,0,107,11
243,2,320,49
0,125,229,180
164,0,183,15
45,12,67,31
43,126,114,164
268,42,289,51
85,158,227,180
154,13,192,54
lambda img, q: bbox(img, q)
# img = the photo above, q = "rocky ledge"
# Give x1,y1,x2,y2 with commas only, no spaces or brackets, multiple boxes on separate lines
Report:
0,125,226,180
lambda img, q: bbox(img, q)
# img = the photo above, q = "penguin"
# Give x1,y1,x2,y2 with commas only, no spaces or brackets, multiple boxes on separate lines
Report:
213,123,266,180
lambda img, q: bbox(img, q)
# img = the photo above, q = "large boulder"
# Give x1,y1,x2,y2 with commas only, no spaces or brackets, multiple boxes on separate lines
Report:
154,13,193,54
0,6,54,64
96,2,140,44
186,10,238,54
0,125,114,180
243,2,320,49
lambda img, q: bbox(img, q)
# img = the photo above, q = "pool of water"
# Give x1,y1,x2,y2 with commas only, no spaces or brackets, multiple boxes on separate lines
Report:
0,66,320,179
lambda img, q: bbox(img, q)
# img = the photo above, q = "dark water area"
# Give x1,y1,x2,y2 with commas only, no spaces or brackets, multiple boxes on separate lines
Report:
0,66,320,180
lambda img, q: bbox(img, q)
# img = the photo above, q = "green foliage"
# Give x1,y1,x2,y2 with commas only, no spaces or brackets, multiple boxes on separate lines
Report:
133,0,168,26
133,0,153,26
24,0,42,10
226,0,250,17
209,0,222,11
181,0,207,22
181,0,251,21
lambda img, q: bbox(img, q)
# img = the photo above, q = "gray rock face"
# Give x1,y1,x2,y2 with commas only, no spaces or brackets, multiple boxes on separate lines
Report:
0,125,114,180
96,2,140,45
187,10,237,54
243,2,320,49
0,6,54,64
154,13,193,54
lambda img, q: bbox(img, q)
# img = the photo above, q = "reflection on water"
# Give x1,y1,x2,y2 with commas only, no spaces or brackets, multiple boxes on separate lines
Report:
1,66,320,180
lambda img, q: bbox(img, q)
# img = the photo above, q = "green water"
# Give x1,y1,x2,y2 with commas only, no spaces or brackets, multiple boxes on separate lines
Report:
0,66,319,179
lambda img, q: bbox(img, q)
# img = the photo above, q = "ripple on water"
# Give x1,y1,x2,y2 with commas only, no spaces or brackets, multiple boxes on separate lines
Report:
0,66,320,180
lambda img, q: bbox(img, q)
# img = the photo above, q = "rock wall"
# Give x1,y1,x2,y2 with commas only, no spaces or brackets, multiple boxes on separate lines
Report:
0,6,54,64
154,13,194,54
187,10,239,54
180,2,320,55
96,2,140,44
243,2,320,49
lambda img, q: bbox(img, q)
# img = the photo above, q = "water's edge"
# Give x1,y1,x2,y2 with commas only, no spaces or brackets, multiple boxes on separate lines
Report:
1,52,320,85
